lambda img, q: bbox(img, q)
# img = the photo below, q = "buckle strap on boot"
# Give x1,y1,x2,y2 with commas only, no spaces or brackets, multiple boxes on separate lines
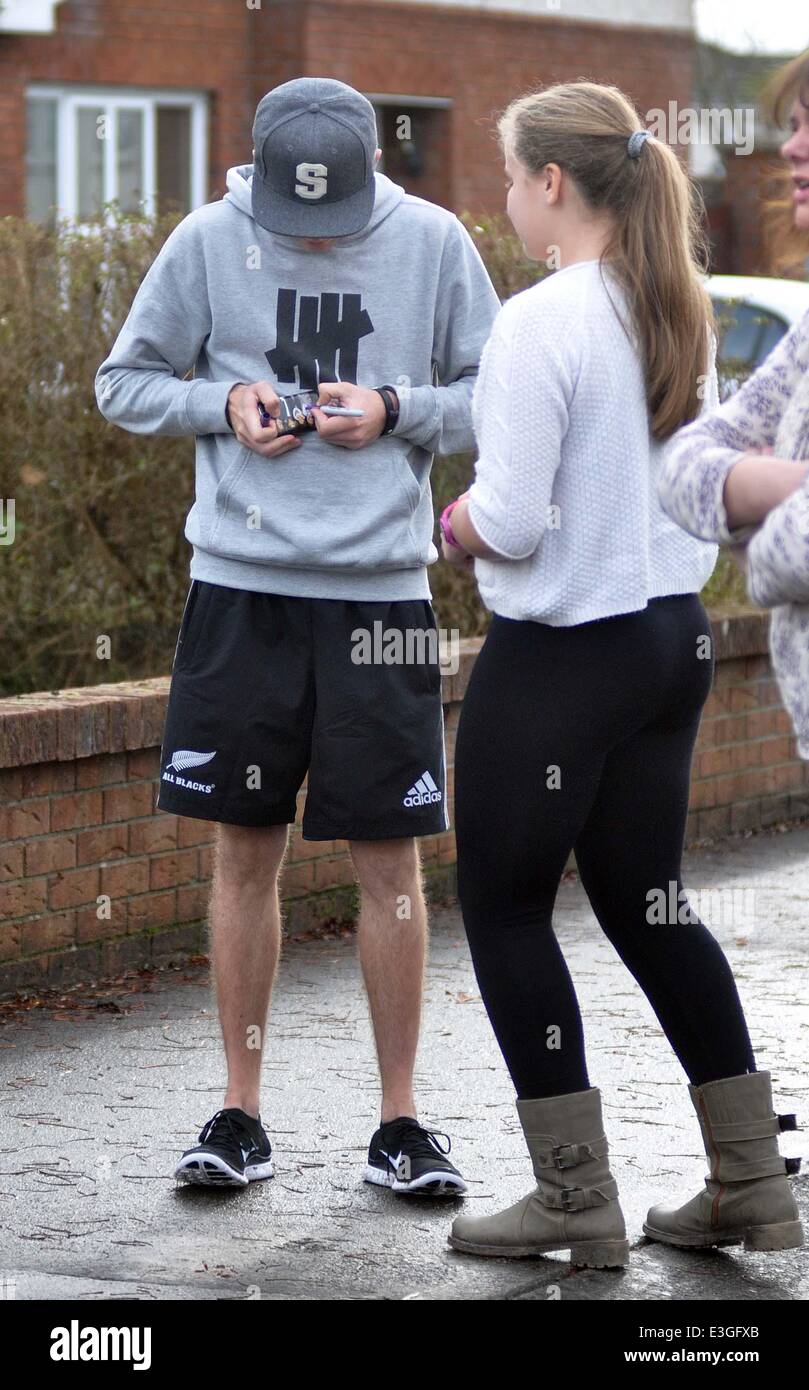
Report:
533,1137,608,1170
535,1177,619,1211
709,1155,794,1182
778,1113,798,1132
709,1116,783,1141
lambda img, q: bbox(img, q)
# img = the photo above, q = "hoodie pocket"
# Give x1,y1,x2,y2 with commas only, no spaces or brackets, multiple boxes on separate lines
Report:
398,454,422,511
204,442,426,570
208,445,253,542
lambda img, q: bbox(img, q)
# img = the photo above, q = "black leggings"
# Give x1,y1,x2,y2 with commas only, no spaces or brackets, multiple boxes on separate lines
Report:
454,593,756,1100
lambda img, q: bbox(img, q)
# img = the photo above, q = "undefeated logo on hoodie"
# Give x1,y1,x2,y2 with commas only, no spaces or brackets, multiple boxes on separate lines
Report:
266,289,374,390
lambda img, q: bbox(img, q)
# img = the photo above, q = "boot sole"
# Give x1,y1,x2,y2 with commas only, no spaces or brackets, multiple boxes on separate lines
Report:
447,1234,630,1268
642,1219,804,1252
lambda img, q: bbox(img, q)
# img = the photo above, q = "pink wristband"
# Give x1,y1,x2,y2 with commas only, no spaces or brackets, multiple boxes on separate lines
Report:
440,498,464,549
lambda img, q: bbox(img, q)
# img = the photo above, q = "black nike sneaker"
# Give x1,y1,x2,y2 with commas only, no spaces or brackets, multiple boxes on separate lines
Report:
365,1116,468,1196
174,1107,274,1187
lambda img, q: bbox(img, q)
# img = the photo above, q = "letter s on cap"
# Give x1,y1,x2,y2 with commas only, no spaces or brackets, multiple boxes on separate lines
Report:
295,162,328,199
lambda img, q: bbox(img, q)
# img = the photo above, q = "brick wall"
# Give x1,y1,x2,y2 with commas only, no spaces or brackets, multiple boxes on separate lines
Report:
10,2,783,280
2,0,694,218
1,0,253,214
2,607,808,1000
308,0,696,216
690,610,809,834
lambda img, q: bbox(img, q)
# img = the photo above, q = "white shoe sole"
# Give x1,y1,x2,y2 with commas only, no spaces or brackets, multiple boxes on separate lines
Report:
174,1153,275,1187
364,1163,467,1196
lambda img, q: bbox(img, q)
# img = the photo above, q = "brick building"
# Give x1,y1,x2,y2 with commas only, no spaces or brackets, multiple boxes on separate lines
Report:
0,1,799,271
693,41,797,277
2,0,693,219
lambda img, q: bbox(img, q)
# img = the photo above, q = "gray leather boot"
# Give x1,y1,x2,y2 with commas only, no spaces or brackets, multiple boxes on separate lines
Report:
644,1070,804,1252
448,1086,630,1268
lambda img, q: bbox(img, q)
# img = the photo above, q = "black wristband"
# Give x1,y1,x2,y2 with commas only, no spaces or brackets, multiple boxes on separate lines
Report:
375,384,400,436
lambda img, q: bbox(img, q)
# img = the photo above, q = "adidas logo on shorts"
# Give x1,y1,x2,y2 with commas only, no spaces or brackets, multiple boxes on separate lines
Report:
403,769,442,807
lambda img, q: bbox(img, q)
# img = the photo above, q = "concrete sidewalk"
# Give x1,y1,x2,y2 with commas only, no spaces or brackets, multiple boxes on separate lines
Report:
0,825,807,1301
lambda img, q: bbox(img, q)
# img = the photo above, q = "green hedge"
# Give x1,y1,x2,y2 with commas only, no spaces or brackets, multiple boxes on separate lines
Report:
0,208,744,698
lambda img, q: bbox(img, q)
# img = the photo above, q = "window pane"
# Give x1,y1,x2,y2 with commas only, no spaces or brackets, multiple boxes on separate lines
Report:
755,314,788,364
77,106,105,219
117,108,144,212
156,106,191,214
26,98,58,225
716,302,762,366
371,103,448,207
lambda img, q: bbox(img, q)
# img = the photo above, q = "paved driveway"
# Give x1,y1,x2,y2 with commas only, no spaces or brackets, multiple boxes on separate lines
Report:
1,825,807,1301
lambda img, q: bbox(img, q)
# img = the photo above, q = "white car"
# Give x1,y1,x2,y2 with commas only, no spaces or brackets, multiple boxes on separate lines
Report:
708,274,809,397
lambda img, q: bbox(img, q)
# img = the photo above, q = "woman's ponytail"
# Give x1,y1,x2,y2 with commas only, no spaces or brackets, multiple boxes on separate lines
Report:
498,82,714,441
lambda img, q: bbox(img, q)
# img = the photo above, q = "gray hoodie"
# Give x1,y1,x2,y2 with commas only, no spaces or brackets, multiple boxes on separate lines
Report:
95,165,501,600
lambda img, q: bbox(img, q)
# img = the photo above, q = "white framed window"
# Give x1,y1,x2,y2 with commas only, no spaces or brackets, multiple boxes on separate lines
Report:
0,1,66,33
25,85,208,225
365,93,452,177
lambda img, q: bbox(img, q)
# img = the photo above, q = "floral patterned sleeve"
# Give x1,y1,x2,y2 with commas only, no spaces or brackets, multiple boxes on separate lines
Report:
657,311,809,546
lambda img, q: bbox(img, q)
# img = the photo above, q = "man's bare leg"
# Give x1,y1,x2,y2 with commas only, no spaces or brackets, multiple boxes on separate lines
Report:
349,837,427,1124
209,822,289,1119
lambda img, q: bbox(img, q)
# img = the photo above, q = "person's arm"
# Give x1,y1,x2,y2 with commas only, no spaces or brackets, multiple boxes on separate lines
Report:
440,333,510,561
722,451,809,528
658,310,809,545
744,475,809,606
447,493,501,559
450,298,572,562
390,217,501,456
95,213,237,436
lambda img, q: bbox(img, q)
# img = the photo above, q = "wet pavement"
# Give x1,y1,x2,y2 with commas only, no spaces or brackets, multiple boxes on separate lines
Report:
0,824,807,1301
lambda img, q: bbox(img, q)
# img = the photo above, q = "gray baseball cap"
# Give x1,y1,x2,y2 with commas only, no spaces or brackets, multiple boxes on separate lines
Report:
251,77,378,237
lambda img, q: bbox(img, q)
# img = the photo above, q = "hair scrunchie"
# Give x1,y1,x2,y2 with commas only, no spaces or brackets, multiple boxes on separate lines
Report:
627,129,651,158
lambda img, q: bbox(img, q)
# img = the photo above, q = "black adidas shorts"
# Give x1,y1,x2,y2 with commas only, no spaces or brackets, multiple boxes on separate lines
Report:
156,581,449,840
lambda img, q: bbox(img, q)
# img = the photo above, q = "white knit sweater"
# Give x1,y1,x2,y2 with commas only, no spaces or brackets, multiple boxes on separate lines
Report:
466,260,718,625
659,304,809,758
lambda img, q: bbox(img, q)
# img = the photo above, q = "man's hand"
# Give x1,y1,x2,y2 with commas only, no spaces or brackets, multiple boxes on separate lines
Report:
309,381,391,449
226,381,303,459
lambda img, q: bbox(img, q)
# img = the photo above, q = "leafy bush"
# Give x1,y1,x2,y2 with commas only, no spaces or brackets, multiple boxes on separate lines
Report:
0,208,746,698
0,209,191,695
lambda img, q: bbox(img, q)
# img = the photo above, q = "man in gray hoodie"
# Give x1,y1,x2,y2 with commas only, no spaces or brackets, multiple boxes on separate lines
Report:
95,77,500,1197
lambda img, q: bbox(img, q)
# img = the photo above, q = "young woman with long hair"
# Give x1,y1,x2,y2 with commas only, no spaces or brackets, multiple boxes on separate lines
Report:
439,80,803,1268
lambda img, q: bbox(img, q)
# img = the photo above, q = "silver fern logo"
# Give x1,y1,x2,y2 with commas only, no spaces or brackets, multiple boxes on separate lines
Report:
168,749,217,773
162,748,217,795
